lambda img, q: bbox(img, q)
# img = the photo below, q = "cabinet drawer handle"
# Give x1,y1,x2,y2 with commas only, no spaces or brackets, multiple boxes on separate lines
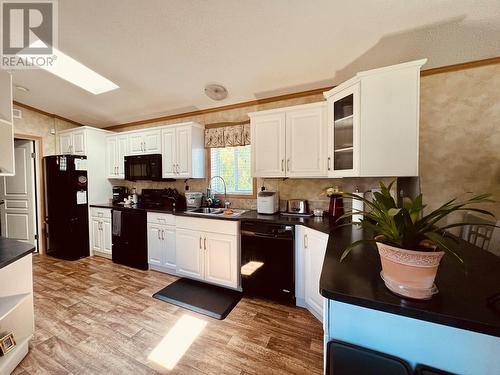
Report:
327,157,331,171
304,234,308,249
98,212,103,217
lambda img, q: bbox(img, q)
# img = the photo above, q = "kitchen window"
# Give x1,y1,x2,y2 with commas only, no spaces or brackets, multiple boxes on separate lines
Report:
210,145,256,198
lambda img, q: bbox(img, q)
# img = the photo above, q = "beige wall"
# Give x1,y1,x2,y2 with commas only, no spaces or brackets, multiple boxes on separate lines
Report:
111,63,500,218
12,105,78,155
420,63,500,224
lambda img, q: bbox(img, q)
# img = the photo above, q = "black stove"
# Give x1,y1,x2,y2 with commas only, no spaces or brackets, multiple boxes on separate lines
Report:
141,188,187,211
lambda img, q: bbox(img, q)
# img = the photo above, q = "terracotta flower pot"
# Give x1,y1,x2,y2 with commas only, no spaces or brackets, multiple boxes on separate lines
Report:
376,242,445,300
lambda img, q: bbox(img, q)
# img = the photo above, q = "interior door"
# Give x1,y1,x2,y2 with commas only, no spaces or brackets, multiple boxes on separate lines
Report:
204,232,237,288
286,106,327,177
72,131,86,155
176,126,191,177
251,113,286,177
175,228,204,280
106,137,117,177
0,140,37,249
161,128,176,177
147,223,163,266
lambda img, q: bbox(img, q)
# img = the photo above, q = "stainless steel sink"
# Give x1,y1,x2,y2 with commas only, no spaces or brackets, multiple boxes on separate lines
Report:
186,208,247,217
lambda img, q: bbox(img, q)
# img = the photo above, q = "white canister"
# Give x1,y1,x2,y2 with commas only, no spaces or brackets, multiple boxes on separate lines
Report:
351,191,364,222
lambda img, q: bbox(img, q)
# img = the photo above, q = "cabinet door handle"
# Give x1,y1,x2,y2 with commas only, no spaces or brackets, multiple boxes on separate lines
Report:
327,157,331,171
176,164,179,174
199,236,202,249
281,159,284,172
161,230,165,240
304,234,308,249
157,229,161,240
287,159,290,172
204,237,207,250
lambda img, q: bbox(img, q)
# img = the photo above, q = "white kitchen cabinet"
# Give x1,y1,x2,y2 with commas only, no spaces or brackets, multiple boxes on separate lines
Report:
128,129,161,155
161,123,205,179
91,217,103,253
204,232,238,288
147,213,176,274
175,216,240,289
286,106,327,177
296,225,328,321
250,102,327,178
106,134,129,178
59,130,86,155
90,208,112,256
59,133,73,154
175,228,205,280
58,127,112,205
0,70,14,176
324,59,426,177
250,113,286,177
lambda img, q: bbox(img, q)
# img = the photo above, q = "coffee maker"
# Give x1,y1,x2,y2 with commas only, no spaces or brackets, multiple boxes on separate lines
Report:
112,186,128,204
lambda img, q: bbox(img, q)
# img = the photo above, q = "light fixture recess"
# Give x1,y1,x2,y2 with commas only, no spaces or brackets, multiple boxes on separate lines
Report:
15,85,30,93
204,84,228,101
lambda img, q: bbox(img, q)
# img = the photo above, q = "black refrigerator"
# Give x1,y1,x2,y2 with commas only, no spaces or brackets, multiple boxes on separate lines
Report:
44,155,89,260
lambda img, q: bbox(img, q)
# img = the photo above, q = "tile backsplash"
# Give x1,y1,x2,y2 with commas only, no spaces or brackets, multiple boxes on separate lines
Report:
111,176,396,212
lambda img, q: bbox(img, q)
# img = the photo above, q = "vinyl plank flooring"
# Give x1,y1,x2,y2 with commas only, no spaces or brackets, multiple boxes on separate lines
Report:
19,254,323,374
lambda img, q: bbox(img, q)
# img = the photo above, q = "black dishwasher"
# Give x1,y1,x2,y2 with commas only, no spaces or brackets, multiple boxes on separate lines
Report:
112,209,147,270
241,221,295,304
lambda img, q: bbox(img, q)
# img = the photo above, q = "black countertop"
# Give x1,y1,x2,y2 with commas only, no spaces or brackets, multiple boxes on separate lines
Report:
320,225,500,338
0,237,35,269
90,204,335,232
90,203,500,337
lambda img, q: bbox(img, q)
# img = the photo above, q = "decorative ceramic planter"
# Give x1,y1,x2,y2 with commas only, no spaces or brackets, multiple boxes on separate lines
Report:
376,242,445,300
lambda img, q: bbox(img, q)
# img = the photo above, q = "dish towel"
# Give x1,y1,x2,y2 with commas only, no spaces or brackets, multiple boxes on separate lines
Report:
112,210,122,236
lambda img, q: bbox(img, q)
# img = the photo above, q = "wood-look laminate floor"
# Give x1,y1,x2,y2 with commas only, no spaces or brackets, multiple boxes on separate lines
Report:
13,255,323,375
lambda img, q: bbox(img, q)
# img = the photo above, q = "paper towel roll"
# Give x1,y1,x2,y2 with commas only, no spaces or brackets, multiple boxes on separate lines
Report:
351,191,364,223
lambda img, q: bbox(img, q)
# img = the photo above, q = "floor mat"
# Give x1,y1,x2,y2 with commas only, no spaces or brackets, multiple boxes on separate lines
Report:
153,278,242,320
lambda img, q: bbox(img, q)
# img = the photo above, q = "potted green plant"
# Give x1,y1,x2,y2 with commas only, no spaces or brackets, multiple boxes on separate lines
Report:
339,181,497,300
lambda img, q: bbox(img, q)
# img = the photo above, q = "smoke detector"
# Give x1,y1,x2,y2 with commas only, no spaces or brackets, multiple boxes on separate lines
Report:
204,84,228,101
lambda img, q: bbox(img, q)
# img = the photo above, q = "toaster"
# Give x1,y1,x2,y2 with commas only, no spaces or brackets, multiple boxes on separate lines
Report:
257,191,279,214
286,199,309,214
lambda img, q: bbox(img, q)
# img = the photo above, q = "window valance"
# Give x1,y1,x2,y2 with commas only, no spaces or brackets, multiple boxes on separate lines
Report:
204,122,250,148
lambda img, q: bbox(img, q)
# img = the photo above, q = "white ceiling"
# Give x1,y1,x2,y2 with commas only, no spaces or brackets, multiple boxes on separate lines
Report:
11,0,500,128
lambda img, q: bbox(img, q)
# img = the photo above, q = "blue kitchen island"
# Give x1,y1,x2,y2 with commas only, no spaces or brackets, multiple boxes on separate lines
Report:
320,225,500,374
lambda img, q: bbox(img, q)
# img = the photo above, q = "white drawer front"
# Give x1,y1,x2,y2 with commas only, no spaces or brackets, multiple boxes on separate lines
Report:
147,212,175,225
90,207,112,219
175,216,239,236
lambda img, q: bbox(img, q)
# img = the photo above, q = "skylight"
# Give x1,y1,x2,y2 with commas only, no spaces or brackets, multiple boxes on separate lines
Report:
23,40,119,95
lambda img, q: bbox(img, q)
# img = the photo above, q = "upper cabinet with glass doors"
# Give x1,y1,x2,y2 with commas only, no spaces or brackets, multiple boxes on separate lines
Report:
324,59,427,177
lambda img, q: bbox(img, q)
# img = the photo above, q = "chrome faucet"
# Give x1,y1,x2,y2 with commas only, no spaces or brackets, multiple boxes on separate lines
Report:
208,176,230,208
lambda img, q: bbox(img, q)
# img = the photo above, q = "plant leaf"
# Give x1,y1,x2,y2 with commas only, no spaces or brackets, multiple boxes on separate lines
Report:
340,239,377,262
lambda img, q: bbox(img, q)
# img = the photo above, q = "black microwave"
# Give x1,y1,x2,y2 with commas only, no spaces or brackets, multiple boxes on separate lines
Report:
124,154,162,181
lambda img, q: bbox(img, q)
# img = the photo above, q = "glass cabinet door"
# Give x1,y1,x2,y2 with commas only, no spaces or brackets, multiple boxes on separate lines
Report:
329,83,359,176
